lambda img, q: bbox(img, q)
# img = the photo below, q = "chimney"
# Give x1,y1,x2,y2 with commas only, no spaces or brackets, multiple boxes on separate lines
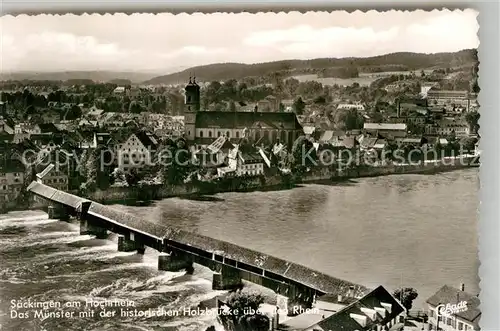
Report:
349,285,355,298
460,283,465,292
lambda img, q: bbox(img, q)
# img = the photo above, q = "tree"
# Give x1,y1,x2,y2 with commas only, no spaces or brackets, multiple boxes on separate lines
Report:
162,138,192,185
284,77,300,96
279,103,285,112
293,97,306,115
291,135,316,172
129,101,143,113
229,101,237,112
65,105,82,120
314,95,326,104
393,287,418,311
337,109,364,131
222,291,270,331
125,168,142,186
465,111,480,133
420,70,426,77
470,79,480,93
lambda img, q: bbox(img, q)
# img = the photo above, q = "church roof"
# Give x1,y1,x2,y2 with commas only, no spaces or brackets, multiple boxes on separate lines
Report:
195,111,302,130
185,77,200,89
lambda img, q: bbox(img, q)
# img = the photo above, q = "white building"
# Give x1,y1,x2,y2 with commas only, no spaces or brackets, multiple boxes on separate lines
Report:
35,163,69,191
337,103,366,111
436,119,470,137
217,145,265,177
113,86,126,94
117,132,159,173
426,284,480,331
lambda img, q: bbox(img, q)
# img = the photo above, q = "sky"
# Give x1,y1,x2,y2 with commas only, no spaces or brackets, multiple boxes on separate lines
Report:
0,9,479,73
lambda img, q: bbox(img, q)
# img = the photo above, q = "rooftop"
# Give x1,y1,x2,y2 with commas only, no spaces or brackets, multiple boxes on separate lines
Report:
364,123,407,131
426,285,481,324
195,111,302,131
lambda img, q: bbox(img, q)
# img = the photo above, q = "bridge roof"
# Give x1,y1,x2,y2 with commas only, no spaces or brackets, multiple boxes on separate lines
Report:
27,182,90,209
27,183,367,297
166,229,364,295
87,202,168,240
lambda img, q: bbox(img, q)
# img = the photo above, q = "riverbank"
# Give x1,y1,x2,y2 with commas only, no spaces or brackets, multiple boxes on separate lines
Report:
81,156,478,205
0,156,477,212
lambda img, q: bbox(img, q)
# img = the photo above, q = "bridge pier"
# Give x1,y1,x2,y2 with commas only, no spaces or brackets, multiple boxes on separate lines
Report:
118,235,145,254
212,265,242,291
158,251,194,273
80,219,107,239
47,204,69,221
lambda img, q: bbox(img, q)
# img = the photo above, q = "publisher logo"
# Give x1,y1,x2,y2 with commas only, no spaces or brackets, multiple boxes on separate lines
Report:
436,301,468,317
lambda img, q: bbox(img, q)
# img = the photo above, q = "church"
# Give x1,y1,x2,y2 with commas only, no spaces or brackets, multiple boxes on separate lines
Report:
183,78,303,149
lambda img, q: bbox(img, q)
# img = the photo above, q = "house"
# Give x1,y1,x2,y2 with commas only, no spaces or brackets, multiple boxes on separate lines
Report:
303,126,316,137
237,151,265,176
35,160,70,191
281,99,294,112
394,137,428,148
113,86,126,94
117,131,159,173
35,163,68,191
337,103,365,111
425,123,439,135
278,285,406,331
426,284,480,331
194,135,234,168
436,119,470,137
363,123,407,138
218,145,265,177
318,130,346,144
99,112,125,130
426,88,471,110
14,123,42,135
0,133,14,144
256,95,280,112
78,119,98,128
0,117,15,134
0,158,25,203
87,106,105,118
37,123,60,135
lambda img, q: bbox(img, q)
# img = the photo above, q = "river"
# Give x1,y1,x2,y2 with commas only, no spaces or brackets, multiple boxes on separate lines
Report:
0,168,479,331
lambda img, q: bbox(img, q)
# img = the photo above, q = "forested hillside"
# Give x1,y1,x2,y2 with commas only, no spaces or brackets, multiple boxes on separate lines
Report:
144,49,478,85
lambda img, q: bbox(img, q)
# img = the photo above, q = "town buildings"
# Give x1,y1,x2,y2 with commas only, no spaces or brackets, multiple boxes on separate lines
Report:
426,284,481,331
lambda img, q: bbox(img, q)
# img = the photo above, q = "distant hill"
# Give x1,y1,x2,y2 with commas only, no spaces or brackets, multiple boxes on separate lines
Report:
0,71,157,84
144,49,478,85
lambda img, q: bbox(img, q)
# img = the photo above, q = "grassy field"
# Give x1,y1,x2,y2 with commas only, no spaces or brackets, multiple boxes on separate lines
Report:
292,74,376,86
292,69,435,86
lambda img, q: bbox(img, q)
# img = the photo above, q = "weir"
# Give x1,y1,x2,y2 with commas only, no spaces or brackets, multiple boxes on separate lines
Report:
26,181,367,305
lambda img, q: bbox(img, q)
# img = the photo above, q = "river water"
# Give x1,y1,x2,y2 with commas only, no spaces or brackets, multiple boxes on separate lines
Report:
0,169,479,331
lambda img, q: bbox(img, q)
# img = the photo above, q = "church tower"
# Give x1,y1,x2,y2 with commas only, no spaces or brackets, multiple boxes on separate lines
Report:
184,76,200,141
